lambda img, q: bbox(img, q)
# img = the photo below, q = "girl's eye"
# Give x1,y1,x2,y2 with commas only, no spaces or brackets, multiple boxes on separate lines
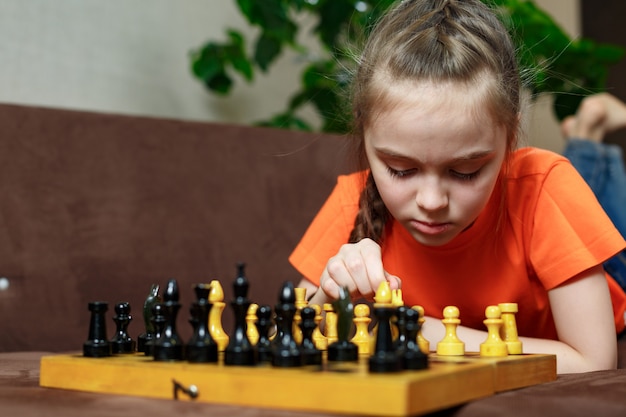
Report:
386,166,415,178
451,170,480,181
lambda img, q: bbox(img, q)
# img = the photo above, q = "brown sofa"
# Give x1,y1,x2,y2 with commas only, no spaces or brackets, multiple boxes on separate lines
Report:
1,103,625,417
0,102,351,352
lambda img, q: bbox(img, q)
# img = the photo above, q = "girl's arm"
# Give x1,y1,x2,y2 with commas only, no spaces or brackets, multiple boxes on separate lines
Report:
420,265,617,374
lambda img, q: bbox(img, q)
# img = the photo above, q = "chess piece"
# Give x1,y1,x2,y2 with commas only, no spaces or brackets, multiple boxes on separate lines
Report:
399,307,428,370
145,303,166,356
153,279,185,361
394,306,409,350
246,303,259,346
323,303,338,345
208,279,229,351
255,304,273,363
300,306,322,366
311,304,328,351
391,289,404,307
110,301,136,354
499,302,523,354
351,304,371,356
293,287,307,344
224,263,257,366
480,305,508,357
390,289,404,341
272,281,302,367
369,281,402,373
413,305,430,354
186,283,218,363
327,286,359,362
83,301,111,357
436,306,464,356
137,284,161,353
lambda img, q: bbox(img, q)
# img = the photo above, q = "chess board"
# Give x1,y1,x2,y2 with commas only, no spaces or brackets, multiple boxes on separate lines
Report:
39,351,556,416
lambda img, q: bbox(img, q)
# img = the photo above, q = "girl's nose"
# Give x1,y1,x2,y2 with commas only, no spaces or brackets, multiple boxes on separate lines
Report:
415,179,448,211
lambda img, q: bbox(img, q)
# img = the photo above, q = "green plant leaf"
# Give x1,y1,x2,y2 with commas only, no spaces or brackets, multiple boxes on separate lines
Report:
315,0,357,49
205,71,233,95
254,33,283,71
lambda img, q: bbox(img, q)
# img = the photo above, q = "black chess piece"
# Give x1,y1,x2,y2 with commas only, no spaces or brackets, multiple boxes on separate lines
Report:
224,263,257,366
110,301,136,354
394,305,408,351
271,281,302,367
255,304,273,363
327,286,359,362
83,301,112,357
153,279,185,361
145,303,166,356
299,306,322,366
369,303,402,373
137,284,161,353
187,283,218,363
400,307,428,370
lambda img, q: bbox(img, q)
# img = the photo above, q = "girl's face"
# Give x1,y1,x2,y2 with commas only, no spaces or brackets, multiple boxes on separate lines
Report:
364,80,508,246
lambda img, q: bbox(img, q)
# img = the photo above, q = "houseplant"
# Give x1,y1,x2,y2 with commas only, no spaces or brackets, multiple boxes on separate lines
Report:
190,0,624,133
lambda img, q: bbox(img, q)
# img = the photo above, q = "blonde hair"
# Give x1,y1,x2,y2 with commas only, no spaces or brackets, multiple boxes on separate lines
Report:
348,0,520,243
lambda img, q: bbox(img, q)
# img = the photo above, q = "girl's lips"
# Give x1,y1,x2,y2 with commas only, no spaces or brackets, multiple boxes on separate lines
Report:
411,220,451,236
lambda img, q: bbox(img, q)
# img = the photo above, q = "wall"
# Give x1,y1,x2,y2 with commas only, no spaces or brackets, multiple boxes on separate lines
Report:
581,0,626,150
0,0,579,151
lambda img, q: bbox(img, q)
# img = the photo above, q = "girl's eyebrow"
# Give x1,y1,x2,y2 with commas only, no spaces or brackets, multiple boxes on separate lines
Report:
449,150,496,162
374,147,495,164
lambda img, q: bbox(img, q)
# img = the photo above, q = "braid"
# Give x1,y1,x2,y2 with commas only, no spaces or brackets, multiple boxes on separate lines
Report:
348,172,390,244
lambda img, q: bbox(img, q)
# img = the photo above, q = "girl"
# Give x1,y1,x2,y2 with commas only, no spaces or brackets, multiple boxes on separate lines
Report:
289,0,626,374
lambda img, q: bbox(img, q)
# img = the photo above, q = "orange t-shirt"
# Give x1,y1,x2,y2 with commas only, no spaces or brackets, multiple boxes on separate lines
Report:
289,147,626,339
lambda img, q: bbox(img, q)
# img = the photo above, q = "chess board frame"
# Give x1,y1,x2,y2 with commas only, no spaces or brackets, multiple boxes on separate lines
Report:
39,352,556,416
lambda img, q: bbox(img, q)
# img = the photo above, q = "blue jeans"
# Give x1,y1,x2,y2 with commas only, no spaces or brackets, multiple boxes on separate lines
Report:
563,139,626,291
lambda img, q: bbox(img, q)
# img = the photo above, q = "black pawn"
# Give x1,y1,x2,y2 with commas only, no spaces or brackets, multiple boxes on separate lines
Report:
83,301,112,357
153,279,185,361
224,263,257,366
300,306,322,366
368,304,402,373
145,303,166,356
110,301,136,354
271,281,302,367
400,307,428,370
255,304,273,363
187,283,218,363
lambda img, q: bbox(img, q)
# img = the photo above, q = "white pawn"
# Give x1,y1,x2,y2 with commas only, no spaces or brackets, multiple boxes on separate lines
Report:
246,303,259,346
436,306,464,356
480,305,508,357
351,304,371,356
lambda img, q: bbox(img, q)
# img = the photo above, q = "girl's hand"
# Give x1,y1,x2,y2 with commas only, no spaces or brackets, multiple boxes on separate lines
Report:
317,238,401,301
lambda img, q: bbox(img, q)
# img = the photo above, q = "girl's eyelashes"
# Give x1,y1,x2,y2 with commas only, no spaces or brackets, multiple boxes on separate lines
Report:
386,165,481,181
386,166,415,178
450,169,481,181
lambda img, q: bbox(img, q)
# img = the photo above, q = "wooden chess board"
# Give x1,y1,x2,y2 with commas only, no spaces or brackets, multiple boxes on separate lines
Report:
39,352,556,416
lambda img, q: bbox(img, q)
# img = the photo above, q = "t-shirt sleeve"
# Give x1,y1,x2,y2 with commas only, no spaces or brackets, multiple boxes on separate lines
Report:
288,173,365,285
529,159,626,290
